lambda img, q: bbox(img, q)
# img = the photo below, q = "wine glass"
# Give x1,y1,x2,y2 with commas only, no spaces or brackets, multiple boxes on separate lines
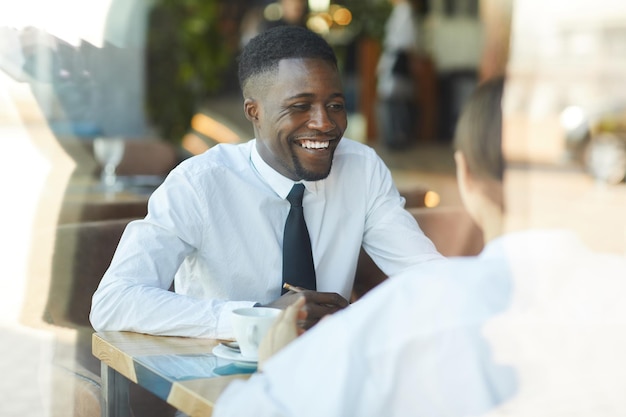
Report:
94,137,125,191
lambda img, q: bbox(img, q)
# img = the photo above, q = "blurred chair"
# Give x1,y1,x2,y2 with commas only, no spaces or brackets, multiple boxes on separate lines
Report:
45,217,177,417
47,218,134,328
46,218,138,372
58,198,148,225
352,205,484,300
398,185,429,208
58,137,182,178
407,206,484,256
52,361,102,417
116,139,181,177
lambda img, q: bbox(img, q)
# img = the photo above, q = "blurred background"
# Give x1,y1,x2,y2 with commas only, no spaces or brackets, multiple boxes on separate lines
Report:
1,0,493,149
2,0,626,416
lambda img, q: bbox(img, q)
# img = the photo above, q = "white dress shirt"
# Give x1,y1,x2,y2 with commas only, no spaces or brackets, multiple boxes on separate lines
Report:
214,229,626,417
90,138,442,338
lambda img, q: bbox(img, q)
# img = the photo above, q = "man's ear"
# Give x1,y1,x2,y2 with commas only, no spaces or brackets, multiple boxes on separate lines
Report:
244,98,259,123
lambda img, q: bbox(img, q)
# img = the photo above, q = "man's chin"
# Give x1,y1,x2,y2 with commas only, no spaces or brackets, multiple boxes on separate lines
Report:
292,150,335,181
299,171,330,182
297,166,332,182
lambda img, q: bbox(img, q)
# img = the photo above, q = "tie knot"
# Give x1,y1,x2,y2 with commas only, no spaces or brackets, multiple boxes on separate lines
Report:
286,183,305,207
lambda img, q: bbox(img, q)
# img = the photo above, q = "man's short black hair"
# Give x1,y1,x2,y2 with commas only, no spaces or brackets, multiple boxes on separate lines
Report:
238,26,338,92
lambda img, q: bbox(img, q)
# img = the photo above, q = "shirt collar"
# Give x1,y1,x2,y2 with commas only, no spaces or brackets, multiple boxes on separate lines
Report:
250,139,321,199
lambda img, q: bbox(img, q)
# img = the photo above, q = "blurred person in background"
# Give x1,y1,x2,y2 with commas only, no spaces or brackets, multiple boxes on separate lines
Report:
376,0,421,150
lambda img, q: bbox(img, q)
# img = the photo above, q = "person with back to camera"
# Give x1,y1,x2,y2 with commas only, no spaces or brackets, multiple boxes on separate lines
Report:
213,75,626,416
89,26,443,339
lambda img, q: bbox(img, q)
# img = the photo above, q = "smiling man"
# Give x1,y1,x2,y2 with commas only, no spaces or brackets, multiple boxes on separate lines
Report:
243,57,343,181
90,26,443,339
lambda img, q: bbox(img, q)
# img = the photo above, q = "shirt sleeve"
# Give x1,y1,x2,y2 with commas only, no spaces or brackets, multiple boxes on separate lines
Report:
213,268,517,417
89,169,256,339
361,152,444,276
212,303,365,417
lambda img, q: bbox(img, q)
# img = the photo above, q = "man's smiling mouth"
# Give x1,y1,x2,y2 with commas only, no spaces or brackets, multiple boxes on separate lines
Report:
298,139,330,149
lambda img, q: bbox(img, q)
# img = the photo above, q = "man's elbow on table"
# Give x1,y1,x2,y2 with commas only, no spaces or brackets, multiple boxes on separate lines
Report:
90,292,116,332
89,281,129,332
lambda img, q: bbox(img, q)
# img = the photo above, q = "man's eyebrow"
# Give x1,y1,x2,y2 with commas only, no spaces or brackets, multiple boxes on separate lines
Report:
285,92,346,101
285,93,314,100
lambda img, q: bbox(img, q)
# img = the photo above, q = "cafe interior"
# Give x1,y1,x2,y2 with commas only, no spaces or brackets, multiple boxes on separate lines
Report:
2,0,626,416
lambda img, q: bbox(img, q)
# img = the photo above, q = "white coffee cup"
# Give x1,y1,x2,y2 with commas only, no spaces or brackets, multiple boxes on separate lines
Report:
231,307,281,359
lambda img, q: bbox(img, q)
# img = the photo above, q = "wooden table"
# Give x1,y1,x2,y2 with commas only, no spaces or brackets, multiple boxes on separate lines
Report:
92,332,252,417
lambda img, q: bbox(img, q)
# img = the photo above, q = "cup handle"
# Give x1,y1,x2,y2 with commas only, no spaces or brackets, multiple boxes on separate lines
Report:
247,324,259,348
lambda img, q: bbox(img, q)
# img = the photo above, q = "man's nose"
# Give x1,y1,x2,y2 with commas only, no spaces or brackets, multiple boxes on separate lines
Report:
307,106,336,132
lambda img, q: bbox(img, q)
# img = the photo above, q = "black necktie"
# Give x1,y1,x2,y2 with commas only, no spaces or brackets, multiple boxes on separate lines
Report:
282,183,316,294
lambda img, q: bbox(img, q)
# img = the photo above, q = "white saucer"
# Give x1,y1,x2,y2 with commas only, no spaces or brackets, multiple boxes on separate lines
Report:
212,344,258,367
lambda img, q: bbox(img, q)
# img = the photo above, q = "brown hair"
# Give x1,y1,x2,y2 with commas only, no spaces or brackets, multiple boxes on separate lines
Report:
453,76,505,182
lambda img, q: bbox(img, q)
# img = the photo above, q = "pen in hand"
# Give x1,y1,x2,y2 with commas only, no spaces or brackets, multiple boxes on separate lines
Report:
282,282,348,327
283,282,305,293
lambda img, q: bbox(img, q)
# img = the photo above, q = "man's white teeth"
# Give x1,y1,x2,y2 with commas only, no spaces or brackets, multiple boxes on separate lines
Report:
300,140,329,149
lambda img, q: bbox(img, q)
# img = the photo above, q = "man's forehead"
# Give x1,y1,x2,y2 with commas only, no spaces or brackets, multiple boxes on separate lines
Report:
276,57,337,73
245,58,337,92
272,58,342,94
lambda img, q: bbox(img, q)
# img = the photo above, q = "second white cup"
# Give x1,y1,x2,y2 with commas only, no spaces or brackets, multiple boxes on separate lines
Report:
231,307,281,359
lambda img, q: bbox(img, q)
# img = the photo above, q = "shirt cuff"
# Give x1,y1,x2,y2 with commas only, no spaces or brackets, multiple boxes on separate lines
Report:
216,300,259,339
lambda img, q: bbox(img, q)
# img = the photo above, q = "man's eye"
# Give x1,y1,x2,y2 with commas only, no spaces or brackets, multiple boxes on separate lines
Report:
291,103,311,111
328,103,345,111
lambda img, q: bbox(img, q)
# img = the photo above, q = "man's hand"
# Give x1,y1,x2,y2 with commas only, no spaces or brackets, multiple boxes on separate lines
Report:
261,287,349,330
258,297,306,370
